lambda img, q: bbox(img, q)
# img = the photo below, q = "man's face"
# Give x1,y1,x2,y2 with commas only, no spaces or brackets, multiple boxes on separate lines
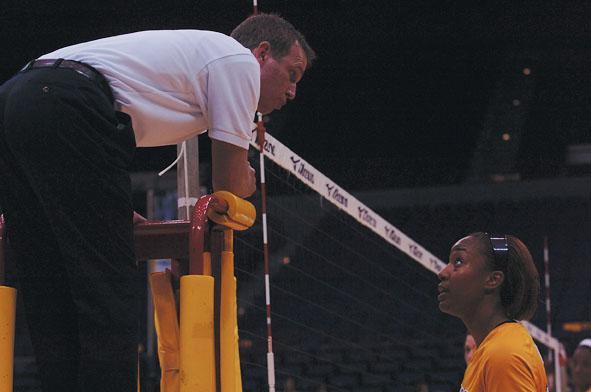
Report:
257,41,307,114
572,346,591,391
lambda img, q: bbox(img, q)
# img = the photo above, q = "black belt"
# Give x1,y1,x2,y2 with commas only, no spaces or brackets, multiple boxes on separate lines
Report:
21,59,114,103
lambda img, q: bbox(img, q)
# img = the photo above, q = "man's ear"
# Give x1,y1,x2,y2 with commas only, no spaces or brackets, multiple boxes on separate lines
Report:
484,271,505,292
252,41,271,65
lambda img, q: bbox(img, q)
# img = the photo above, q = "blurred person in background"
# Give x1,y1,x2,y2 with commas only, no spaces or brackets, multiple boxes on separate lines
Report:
464,334,477,365
285,376,297,392
572,339,591,392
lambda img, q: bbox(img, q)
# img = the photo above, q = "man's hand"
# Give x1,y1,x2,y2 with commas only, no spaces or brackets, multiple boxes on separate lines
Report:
211,139,256,198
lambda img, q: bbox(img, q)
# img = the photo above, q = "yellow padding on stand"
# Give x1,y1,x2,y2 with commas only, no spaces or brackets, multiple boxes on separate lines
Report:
149,271,180,392
0,286,16,392
220,251,242,392
203,252,212,277
180,275,215,392
208,191,256,231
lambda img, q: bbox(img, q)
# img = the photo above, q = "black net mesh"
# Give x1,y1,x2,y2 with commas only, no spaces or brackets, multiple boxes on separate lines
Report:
235,159,466,392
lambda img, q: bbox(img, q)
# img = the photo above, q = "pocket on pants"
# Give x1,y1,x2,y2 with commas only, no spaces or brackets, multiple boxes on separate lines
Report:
108,111,136,170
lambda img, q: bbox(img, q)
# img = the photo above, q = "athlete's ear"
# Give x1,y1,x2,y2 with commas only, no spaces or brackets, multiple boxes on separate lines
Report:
484,270,505,292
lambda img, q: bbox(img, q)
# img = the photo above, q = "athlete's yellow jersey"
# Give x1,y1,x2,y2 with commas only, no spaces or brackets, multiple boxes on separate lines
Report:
460,322,548,392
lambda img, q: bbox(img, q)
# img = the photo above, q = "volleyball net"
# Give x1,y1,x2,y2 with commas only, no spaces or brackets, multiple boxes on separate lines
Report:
229,131,564,391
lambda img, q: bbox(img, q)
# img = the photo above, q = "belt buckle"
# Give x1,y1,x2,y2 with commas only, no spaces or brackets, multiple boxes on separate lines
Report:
72,68,91,80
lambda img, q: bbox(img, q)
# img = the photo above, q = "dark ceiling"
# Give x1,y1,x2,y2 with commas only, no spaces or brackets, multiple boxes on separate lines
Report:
2,1,591,190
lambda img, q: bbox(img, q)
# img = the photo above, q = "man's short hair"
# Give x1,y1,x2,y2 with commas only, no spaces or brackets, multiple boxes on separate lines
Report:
231,13,316,68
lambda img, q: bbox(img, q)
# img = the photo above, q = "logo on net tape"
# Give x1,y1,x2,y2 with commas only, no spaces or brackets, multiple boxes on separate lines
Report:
408,243,424,260
263,140,276,156
358,207,377,228
384,226,401,245
429,258,443,272
290,156,315,184
325,183,348,207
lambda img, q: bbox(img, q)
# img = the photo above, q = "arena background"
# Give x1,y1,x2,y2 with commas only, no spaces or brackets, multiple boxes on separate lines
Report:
2,1,591,390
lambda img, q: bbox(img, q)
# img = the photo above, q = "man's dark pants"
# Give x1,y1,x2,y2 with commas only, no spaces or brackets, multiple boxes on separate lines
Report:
0,67,139,391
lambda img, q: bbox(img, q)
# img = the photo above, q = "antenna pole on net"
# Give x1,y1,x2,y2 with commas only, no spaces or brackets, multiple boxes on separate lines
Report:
253,0,258,15
257,113,276,392
543,236,564,392
543,236,553,363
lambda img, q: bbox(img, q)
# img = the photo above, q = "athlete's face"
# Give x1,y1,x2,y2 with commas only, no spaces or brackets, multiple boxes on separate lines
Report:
256,41,307,114
572,347,591,391
437,236,491,319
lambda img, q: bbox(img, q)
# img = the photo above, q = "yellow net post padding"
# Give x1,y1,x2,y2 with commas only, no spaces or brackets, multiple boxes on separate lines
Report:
220,232,242,392
0,286,16,392
0,214,15,392
149,269,181,391
179,274,216,391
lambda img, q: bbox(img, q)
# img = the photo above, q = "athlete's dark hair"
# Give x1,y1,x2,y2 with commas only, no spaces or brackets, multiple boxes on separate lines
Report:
470,232,540,321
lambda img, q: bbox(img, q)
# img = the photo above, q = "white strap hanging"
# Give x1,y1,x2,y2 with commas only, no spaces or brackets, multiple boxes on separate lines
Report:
158,141,193,218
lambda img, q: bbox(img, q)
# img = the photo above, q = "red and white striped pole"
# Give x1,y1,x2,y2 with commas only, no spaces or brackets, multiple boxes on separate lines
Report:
253,0,259,15
543,236,552,363
545,237,565,391
256,112,276,392
252,3,275,389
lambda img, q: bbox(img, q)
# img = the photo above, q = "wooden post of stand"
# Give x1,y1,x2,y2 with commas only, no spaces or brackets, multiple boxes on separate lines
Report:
144,189,158,390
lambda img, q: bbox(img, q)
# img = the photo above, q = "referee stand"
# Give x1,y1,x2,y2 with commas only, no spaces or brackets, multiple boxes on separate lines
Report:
136,190,255,391
0,191,255,391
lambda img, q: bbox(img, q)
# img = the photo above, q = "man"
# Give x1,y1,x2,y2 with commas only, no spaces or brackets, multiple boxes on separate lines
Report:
572,339,591,392
0,13,315,391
